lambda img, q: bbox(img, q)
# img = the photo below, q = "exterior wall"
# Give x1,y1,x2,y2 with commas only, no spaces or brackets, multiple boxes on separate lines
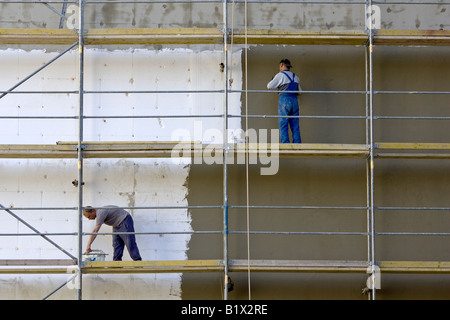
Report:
0,47,242,299
182,44,450,299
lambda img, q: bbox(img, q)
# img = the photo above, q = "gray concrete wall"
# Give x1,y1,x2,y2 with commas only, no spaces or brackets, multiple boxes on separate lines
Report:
0,2,449,31
182,44,450,299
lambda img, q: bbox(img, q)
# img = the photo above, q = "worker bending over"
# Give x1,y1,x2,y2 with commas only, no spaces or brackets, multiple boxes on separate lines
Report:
83,205,142,261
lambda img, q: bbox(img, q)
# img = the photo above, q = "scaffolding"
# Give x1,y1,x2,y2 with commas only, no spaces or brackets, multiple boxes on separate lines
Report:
0,0,450,300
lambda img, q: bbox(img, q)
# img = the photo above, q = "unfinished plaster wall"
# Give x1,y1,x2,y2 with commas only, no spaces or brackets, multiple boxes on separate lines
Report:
181,44,450,300
0,2,449,31
0,47,242,299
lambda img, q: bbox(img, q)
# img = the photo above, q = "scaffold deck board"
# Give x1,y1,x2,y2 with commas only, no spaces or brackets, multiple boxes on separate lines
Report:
83,259,224,274
1,28,449,46
378,261,450,274
0,142,369,159
0,28,224,45
374,143,450,159
376,143,450,150
0,28,78,45
0,259,76,274
82,259,370,274
0,259,76,266
86,28,224,45
2,259,450,274
229,259,369,273
2,142,450,159
375,29,450,46
234,29,368,45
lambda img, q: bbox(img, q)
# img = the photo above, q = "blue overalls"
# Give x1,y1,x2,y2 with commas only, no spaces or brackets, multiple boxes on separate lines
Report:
112,214,142,261
278,71,301,143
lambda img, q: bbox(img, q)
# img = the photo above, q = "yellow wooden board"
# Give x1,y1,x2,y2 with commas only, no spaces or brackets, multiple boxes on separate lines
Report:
1,28,449,46
3,259,450,274
2,142,450,159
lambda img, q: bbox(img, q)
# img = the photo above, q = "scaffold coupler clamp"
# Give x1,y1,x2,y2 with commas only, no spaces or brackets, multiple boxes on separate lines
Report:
363,263,381,294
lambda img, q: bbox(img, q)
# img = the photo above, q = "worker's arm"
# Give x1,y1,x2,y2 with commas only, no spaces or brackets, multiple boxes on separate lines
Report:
296,75,302,96
267,73,284,89
86,224,101,252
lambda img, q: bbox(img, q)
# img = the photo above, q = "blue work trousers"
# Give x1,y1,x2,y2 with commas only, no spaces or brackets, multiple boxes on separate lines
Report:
113,214,142,261
278,93,301,143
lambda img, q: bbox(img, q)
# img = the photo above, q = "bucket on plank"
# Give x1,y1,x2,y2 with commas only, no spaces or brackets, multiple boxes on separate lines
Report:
82,250,108,262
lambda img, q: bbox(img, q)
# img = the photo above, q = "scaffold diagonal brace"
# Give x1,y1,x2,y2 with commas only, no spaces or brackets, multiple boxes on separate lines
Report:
0,203,76,260
0,42,78,100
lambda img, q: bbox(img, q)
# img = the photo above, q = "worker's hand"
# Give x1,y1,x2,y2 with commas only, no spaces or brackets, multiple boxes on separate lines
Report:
86,247,92,253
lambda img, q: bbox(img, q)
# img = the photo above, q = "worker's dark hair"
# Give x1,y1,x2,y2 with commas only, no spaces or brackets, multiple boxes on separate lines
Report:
279,58,293,69
83,206,95,215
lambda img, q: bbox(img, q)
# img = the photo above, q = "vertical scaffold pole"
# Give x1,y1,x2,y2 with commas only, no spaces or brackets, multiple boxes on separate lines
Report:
77,0,85,301
222,0,230,301
366,0,377,300
364,41,371,301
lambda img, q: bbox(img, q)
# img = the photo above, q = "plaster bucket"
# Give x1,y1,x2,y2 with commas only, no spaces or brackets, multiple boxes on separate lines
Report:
82,250,107,262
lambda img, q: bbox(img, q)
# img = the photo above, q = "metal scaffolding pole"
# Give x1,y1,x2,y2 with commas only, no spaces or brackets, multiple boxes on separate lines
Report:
366,0,377,300
364,28,371,301
222,0,230,301
77,0,85,301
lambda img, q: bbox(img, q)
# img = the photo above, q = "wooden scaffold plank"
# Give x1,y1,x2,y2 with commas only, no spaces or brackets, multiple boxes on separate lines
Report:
1,28,449,46
0,142,370,159
233,29,368,46
82,259,224,274
2,259,450,274
2,142,450,159
85,28,223,45
378,261,450,274
374,29,450,46
375,142,450,159
0,28,78,45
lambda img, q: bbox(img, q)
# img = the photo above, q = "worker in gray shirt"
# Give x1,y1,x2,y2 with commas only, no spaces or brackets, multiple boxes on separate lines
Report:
267,58,302,143
83,205,142,261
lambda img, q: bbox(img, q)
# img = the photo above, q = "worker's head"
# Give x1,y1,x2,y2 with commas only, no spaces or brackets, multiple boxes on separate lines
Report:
83,206,97,220
279,58,292,71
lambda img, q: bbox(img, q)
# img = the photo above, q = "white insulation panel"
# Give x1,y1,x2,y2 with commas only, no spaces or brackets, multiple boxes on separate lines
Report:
0,47,242,299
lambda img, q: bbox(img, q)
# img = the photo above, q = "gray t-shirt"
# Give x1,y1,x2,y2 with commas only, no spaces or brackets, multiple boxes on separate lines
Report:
96,206,129,227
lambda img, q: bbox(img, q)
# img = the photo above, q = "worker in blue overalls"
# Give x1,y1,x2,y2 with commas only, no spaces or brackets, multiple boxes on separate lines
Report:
267,58,302,143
